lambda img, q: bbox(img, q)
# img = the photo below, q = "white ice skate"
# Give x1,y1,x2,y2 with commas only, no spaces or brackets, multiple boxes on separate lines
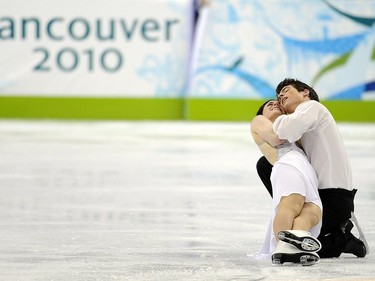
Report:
272,240,320,266
277,230,322,252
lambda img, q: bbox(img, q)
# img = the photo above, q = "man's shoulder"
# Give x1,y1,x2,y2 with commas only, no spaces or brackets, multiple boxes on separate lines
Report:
300,100,320,106
298,100,328,111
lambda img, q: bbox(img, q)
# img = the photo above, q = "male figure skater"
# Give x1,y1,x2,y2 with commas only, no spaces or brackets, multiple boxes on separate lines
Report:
256,78,368,258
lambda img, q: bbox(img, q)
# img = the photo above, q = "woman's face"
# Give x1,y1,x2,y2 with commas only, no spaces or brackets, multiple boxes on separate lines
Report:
262,100,285,121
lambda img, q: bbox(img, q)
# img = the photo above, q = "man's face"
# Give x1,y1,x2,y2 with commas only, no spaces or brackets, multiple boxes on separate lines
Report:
277,85,309,113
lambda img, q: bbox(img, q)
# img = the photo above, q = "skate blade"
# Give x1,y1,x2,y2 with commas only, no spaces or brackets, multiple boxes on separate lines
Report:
351,212,370,255
278,231,321,252
272,253,319,266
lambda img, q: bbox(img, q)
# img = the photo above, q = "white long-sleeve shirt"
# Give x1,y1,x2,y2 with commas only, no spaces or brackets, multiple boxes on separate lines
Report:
273,100,352,191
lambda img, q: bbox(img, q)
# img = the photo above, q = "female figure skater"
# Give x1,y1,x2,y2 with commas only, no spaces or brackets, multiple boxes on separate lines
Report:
251,100,322,265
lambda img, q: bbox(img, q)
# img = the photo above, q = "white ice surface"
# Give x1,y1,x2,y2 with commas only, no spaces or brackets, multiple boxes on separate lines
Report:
0,120,374,281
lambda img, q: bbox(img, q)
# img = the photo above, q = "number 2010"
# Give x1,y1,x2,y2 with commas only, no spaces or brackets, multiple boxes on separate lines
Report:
33,47,123,72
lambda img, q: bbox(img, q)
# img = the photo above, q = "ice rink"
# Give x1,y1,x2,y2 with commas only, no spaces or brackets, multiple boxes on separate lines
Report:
0,120,374,281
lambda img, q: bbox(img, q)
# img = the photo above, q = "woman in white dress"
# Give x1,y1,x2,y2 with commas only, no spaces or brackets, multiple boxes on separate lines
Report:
251,100,323,265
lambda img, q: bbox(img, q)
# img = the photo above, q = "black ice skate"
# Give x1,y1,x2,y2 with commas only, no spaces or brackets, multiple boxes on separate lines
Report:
343,212,369,258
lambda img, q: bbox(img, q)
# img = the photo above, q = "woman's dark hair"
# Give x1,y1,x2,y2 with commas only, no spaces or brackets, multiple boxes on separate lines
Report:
256,99,273,116
276,78,319,102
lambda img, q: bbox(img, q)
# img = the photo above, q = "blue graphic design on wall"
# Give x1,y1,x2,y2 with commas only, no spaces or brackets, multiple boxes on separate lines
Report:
136,1,194,98
188,0,375,100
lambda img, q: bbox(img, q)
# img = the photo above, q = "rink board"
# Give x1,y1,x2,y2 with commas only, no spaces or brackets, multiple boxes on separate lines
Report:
0,97,374,122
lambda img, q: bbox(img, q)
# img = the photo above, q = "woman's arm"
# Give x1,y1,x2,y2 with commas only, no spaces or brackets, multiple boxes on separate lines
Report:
251,115,285,165
251,115,285,147
251,130,278,165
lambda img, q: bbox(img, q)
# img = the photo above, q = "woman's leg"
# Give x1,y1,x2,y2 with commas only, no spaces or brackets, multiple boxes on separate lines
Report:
272,195,321,265
293,202,322,231
273,193,305,240
273,196,322,241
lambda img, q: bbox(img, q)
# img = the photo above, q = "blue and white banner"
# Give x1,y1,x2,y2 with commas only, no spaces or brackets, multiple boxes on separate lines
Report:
0,0,194,97
188,0,375,100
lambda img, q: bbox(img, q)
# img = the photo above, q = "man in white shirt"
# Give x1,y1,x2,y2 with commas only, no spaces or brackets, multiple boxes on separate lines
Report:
256,78,368,258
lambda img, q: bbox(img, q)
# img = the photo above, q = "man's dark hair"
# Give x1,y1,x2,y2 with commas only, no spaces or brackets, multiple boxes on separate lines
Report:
256,99,273,116
276,78,319,102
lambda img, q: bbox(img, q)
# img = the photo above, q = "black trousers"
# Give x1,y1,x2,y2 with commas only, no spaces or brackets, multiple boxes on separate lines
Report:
256,156,356,258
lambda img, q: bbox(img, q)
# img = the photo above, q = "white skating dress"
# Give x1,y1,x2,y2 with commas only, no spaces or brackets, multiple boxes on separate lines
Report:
254,142,322,259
